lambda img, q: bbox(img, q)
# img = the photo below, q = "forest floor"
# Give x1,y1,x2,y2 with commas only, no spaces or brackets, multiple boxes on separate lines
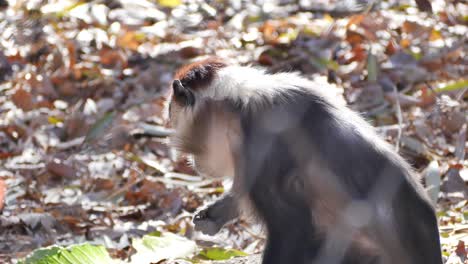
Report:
0,0,467,263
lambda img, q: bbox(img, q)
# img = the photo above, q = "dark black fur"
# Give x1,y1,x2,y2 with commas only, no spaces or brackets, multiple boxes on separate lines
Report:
194,87,442,264
243,89,441,263
193,193,239,235
172,79,195,106
171,76,442,263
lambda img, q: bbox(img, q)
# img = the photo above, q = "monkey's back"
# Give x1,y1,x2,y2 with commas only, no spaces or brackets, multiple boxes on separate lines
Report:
236,87,440,264
169,60,442,263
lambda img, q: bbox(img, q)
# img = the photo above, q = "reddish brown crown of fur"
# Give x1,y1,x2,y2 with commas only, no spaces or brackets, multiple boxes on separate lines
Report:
174,57,227,90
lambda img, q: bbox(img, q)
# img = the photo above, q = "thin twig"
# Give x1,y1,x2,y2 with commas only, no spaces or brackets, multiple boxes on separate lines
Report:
392,85,403,152
455,87,467,102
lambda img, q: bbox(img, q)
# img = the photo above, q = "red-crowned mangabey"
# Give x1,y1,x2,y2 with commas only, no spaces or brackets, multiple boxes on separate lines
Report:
166,57,442,264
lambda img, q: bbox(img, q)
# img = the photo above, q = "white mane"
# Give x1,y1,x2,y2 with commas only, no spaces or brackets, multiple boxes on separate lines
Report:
198,66,309,105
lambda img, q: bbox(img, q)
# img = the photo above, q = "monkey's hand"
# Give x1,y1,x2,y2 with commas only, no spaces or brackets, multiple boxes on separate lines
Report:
193,194,239,235
193,207,226,235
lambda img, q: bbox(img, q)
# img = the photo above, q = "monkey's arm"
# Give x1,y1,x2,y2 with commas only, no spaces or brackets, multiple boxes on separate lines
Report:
193,193,239,235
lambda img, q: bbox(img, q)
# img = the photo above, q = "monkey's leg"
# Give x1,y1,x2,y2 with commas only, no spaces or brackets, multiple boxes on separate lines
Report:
193,193,239,235
394,185,443,264
249,181,318,264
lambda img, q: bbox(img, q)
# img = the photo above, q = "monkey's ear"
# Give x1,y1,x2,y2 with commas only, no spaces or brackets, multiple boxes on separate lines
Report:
172,79,195,106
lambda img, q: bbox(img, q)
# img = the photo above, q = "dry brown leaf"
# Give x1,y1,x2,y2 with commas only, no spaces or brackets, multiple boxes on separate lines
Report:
402,21,431,38
99,47,127,68
258,52,273,66
117,31,141,51
346,14,365,29
46,160,77,179
158,189,182,213
92,178,115,191
418,86,437,107
384,92,421,108
420,58,444,71
441,169,468,199
384,40,398,56
173,158,196,175
60,215,82,227
455,240,467,259
11,88,33,111
206,20,220,30
36,75,58,98
400,38,411,49
348,45,366,63
259,21,279,44
125,179,167,205
179,46,201,59
2,125,26,141
65,113,88,139
66,40,78,69
429,29,442,41
442,111,466,135
58,80,78,97
183,192,203,213
415,0,433,13
345,29,366,46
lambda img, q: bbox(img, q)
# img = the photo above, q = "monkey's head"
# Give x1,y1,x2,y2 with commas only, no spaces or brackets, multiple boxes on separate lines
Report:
167,58,239,178
167,57,228,130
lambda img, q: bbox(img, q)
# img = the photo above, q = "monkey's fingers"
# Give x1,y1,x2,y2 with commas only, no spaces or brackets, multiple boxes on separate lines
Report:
193,209,225,235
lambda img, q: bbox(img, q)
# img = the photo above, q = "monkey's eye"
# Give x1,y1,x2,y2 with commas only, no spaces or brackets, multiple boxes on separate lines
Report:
172,79,195,106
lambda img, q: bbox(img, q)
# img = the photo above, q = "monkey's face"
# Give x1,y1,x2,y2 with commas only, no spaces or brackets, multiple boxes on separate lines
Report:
167,59,239,179
167,89,186,132
168,58,227,144
167,82,236,179
166,79,196,153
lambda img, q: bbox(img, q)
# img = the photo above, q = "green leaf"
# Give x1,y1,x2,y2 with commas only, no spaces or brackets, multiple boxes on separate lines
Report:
367,51,378,82
390,4,411,11
409,51,422,60
83,111,116,144
147,230,162,237
130,232,197,263
20,244,115,264
48,116,63,125
45,1,86,18
310,57,339,71
435,80,468,93
197,247,248,261
277,29,299,44
158,0,182,8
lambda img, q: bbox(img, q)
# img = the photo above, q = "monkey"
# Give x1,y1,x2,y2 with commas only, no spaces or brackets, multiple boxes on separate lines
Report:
166,57,442,264
192,192,239,235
